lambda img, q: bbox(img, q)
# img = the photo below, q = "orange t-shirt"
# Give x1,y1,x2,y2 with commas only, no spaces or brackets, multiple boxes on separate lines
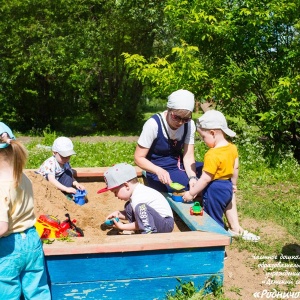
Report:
202,143,238,180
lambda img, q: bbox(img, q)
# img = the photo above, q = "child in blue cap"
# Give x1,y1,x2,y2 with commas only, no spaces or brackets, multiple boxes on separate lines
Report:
0,122,51,299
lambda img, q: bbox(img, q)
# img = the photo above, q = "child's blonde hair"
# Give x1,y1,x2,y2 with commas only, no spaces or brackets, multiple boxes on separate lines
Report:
0,141,28,187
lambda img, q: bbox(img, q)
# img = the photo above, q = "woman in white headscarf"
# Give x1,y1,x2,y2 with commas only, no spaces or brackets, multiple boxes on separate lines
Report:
134,89,202,193
134,91,260,242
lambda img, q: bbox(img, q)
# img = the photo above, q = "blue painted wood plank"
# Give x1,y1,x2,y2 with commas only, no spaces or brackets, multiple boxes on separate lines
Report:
46,247,225,283
49,274,223,300
164,193,231,236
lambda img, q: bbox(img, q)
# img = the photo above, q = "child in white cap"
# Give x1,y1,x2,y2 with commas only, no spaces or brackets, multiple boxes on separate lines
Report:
37,137,85,196
134,89,202,193
183,110,260,242
0,122,51,299
98,163,174,234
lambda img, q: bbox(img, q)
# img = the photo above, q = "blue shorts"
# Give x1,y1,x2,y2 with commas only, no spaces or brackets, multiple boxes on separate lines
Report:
0,227,51,300
202,179,233,228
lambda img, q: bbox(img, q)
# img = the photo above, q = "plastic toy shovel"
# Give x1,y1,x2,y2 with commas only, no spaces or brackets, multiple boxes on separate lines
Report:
169,182,185,191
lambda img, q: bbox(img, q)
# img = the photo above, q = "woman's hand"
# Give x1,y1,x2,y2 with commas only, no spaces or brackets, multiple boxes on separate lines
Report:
156,168,172,185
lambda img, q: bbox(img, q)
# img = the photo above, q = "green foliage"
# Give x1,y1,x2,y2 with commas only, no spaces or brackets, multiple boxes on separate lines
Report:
41,125,57,146
123,0,300,157
166,279,198,300
71,141,136,167
1,0,299,156
26,140,136,169
166,276,224,300
0,0,164,132
56,236,75,242
123,41,209,99
234,130,300,238
41,239,55,244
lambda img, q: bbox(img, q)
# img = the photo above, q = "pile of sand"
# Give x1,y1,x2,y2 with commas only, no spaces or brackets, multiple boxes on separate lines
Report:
25,170,189,245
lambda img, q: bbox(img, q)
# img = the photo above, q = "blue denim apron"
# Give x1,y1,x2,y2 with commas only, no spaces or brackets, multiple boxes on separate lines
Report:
145,114,202,192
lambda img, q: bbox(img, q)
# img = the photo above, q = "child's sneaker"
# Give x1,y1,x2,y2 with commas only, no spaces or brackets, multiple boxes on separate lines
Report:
120,230,135,235
228,229,260,242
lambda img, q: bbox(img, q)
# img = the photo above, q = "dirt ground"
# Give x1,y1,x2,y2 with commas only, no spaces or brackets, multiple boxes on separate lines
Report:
26,171,190,240
21,136,299,300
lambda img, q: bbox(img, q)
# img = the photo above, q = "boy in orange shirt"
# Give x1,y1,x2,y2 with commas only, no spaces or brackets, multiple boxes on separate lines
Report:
183,110,260,242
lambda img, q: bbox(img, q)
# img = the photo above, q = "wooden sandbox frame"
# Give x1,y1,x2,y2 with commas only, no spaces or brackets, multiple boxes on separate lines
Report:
41,167,231,300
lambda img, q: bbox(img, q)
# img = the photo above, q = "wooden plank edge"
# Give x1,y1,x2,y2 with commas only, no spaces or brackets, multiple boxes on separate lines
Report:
25,167,143,178
43,231,231,256
74,166,143,177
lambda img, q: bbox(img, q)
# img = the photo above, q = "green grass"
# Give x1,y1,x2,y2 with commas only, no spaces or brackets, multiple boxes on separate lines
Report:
22,116,300,300
26,140,137,169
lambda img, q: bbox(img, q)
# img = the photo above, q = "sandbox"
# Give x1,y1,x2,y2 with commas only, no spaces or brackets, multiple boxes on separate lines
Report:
26,168,231,300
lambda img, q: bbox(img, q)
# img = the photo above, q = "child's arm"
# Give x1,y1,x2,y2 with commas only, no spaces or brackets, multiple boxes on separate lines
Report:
113,220,139,231
106,210,127,221
106,211,139,231
0,221,8,237
47,174,77,194
183,171,213,201
231,157,239,192
72,180,85,191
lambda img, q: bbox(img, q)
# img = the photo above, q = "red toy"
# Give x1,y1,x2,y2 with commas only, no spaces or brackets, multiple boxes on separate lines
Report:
35,213,84,239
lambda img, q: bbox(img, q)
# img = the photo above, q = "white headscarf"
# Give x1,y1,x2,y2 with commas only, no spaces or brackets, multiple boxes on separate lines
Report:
167,89,195,112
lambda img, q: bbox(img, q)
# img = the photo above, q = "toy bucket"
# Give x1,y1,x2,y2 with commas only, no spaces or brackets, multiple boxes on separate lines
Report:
74,190,87,206
104,217,120,226
171,192,184,202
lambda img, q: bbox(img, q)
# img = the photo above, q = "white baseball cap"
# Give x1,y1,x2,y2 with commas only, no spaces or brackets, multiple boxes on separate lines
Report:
52,137,76,157
167,89,195,112
0,122,16,148
97,163,137,194
196,110,236,137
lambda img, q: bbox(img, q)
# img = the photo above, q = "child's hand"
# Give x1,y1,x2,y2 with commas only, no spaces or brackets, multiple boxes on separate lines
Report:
233,185,237,193
112,219,124,230
106,211,120,220
65,187,77,194
73,181,85,190
182,190,194,202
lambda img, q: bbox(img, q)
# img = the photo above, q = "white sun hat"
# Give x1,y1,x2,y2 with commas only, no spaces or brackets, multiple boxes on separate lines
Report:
52,137,76,157
196,110,236,137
